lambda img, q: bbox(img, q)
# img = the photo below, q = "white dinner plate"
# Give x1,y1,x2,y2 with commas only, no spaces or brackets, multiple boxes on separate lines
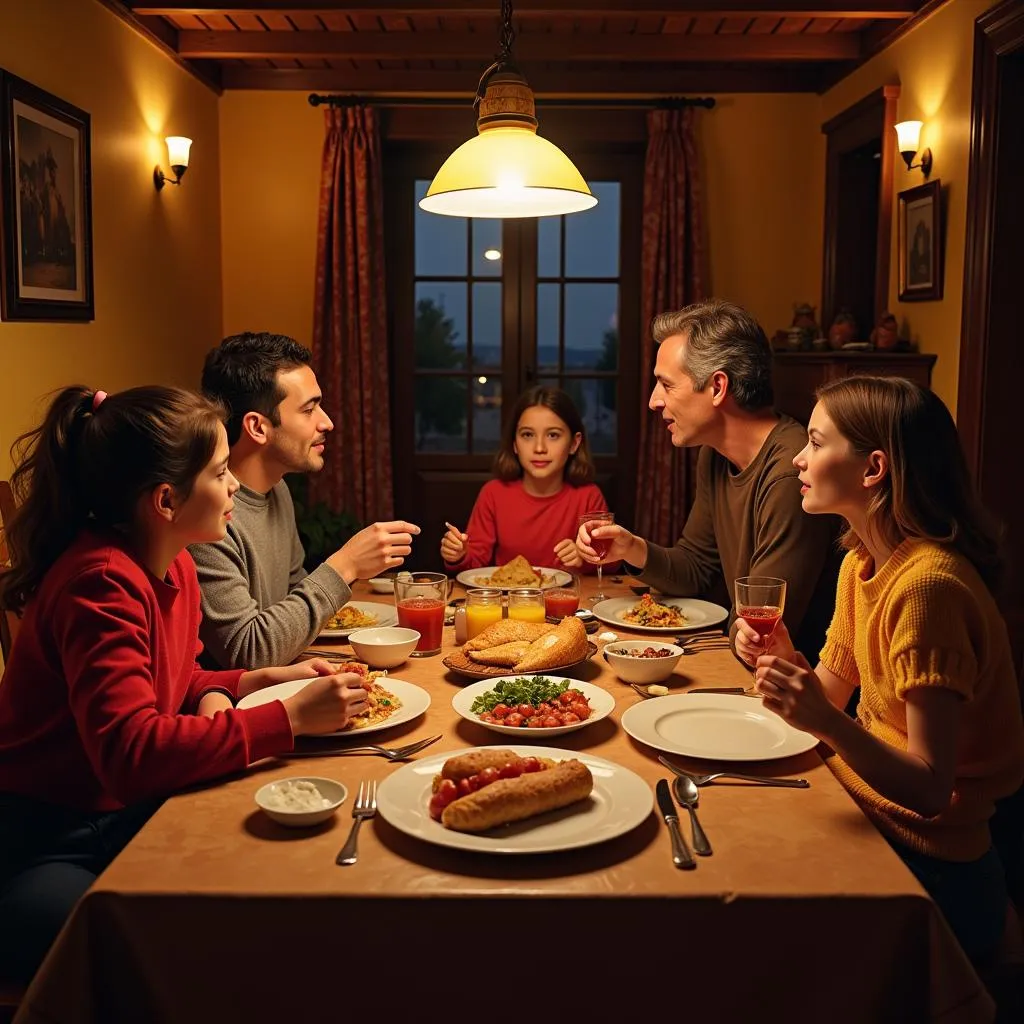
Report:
451,677,615,737
592,596,728,634
455,566,573,592
317,600,397,639
620,693,819,762
236,676,429,739
375,745,653,854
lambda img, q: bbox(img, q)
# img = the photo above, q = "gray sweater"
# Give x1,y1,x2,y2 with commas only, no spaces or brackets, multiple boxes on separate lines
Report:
190,481,351,669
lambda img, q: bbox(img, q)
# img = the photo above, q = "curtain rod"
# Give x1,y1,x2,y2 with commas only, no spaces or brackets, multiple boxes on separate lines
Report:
308,93,715,110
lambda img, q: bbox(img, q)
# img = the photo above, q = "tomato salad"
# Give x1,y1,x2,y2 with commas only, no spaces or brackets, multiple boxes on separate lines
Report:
469,676,592,729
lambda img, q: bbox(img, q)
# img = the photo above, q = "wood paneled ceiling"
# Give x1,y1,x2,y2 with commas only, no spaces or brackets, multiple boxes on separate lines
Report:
113,1,931,94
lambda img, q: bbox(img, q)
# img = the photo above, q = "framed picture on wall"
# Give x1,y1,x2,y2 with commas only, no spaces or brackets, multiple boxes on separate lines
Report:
0,68,94,321
897,179,943,302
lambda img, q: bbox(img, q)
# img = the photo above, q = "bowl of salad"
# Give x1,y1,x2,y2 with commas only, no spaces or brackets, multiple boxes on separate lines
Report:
450,675,616,737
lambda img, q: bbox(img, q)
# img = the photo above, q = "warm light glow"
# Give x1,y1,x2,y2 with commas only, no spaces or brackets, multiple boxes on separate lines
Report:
483,249,502,261
420,128,596,219
165,136,192,168
894,120,923,155
478,376,488,384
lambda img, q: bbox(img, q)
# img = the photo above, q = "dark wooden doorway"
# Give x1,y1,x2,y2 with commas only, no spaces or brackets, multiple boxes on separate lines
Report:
958,0,1024,677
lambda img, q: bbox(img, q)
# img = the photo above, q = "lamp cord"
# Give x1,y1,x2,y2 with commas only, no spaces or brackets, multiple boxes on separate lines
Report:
498,0,515,62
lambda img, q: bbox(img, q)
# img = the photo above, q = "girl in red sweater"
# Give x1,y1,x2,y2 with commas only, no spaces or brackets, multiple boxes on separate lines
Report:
440,386,609,572
0,386,368,983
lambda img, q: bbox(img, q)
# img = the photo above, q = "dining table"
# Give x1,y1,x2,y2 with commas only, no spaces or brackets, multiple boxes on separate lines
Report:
14,576,994,1024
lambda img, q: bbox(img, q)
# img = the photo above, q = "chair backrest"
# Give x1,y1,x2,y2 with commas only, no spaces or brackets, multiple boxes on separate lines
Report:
0,480,20,663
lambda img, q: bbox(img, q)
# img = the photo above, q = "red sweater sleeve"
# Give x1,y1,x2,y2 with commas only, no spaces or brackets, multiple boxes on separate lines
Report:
53,564,292,805
444,481,499,570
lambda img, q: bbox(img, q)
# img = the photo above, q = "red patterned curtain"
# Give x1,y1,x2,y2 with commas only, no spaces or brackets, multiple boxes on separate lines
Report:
634,107,707,546
311,105,394,522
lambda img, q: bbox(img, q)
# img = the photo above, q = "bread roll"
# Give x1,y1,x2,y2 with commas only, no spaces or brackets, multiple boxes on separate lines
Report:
513,614,588,672
467,640,533,666
463,619,553,653
439,748,519,784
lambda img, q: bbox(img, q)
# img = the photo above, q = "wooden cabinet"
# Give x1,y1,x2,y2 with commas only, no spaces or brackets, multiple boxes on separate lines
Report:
772,351,937,423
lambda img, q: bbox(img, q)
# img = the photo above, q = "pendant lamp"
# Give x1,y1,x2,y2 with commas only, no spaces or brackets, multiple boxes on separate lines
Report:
419,0,596,219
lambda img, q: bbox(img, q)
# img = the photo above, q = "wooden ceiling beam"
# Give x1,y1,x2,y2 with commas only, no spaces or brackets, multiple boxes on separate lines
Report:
179,28,861,59
129,1,914,18
220,63,829,92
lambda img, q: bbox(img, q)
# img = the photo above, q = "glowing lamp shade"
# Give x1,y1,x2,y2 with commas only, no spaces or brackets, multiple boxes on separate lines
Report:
165,136,192,170
894,120,922,155
420,128,595,218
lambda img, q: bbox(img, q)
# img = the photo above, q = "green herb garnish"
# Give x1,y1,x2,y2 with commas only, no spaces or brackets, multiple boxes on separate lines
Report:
470,676,570,714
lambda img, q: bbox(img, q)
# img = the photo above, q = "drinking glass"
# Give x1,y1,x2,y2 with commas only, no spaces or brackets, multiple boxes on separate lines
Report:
465,587,503,640
395,572,450,657
507,588,546,623
734,576,787,669
544,575,581,620
578,510,615,604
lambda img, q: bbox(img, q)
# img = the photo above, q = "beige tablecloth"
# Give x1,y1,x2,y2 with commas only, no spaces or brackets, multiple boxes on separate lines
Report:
16,580,993,1023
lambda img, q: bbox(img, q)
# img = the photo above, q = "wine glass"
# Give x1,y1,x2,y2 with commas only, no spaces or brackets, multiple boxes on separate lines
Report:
579,510,615,605
734,576,787,675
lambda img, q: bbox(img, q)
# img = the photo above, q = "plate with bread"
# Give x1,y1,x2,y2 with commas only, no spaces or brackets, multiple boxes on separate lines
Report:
442,615,597,679
456,555,572,592
375,745,653,854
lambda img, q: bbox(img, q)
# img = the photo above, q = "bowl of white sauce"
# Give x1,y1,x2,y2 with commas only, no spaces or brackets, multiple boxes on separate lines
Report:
255,777,348,828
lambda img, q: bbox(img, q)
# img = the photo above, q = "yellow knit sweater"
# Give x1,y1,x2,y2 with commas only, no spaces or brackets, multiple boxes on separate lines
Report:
819,539,1024,861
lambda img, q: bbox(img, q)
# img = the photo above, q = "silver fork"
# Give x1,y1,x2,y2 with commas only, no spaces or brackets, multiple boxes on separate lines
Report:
285,734,441,761
336,780,377,865
658,755,809,788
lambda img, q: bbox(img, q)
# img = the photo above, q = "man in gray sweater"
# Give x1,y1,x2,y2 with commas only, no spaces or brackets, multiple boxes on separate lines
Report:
191,332,420,669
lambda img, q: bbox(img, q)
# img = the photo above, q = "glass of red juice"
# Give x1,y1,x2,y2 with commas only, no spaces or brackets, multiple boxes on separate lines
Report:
735,576,787,666
395,572,450,656
578,510,615,604
544,575,581,620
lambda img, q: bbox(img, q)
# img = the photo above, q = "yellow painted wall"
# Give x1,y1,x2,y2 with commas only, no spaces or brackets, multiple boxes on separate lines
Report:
0,0,222,476
821,0,999,415
219,91,824,351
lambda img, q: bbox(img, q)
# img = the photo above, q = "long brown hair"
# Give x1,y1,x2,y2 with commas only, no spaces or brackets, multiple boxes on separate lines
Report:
816,376,1003,589
2,385,225,614
493,386,595,485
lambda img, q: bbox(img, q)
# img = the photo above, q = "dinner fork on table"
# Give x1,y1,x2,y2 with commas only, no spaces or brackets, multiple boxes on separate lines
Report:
336,780,377,866
657,755,809,788
284,734,441,762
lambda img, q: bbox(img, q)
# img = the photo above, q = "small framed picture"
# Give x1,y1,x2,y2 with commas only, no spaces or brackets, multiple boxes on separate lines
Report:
0,69,94,321
897,179,943,302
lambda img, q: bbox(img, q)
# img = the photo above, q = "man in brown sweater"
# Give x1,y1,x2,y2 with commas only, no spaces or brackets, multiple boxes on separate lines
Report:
577,300,840,661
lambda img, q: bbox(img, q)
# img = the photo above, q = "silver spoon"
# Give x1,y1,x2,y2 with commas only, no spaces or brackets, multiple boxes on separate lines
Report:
672,774,712,856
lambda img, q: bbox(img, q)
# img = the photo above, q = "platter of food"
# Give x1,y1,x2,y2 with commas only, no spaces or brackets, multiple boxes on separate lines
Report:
451,676,615,737
317,601,397,639
375,745,653,854
442,616,596,679
236,664,429,739
591,595,728,634
456,555,571,592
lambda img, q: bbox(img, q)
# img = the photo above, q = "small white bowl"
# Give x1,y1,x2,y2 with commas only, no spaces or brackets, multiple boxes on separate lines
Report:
603,641,684,684
255,776,347,828
347,626,420,669
368,576,395,594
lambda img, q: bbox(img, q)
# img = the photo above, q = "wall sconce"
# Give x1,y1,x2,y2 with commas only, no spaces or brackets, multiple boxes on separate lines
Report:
154,136,192,190
894,120,932,177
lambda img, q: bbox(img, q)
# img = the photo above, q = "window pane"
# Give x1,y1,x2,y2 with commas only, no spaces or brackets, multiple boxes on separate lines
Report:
472,220,502,277
537,216,561,278
563,378,617,456
471,282,501,371
472,376,502,454
537,283,560,372
415,180,467,276
415,283,466,370
564,284,618,370
415,376,467,453
565,182,620,278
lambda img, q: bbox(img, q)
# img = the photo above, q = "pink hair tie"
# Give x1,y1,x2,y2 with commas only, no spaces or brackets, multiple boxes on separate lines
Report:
92,390,107,411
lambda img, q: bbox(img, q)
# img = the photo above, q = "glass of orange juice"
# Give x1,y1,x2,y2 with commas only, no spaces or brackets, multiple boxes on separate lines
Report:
507,587,546,623
465,587,503,640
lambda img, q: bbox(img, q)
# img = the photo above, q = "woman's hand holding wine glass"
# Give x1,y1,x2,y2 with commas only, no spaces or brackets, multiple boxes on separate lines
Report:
734,576,788,678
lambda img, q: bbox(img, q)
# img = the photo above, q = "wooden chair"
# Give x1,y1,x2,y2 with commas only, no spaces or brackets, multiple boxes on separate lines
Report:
0,479,19,662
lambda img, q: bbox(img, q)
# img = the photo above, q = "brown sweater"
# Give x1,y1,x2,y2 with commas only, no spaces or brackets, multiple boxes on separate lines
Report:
640,416,841,661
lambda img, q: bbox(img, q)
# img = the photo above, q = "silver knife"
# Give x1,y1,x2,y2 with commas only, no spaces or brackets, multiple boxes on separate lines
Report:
655,779,696,870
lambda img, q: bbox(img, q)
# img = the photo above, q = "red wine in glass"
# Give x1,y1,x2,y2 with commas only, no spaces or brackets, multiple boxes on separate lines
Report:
578,510,615,604
734,576,787,673
739,605,783,640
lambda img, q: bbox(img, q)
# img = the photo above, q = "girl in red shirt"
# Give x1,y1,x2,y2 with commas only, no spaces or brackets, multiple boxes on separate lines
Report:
0,386,368,983
440,386,610,572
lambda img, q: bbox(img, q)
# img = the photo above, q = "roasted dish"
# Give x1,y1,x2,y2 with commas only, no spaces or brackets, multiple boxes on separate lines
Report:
621,594,687,628
324,606,378,631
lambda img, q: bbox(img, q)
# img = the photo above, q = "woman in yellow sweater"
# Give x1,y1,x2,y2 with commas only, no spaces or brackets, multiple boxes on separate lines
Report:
736,376,1024,965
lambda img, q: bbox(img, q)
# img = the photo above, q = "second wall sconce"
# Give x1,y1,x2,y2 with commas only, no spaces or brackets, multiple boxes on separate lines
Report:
894,120,932,178
154,136,192,191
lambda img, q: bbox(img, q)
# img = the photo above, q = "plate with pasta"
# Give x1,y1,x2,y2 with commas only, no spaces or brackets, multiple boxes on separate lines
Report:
318,601,397,639
592,595,728,634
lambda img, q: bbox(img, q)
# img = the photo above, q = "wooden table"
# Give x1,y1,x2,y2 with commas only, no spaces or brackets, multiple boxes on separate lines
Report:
15,580,992,1024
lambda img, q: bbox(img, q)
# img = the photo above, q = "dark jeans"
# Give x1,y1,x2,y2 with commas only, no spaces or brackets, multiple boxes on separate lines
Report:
0,793,159,984
888,838,1009,966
